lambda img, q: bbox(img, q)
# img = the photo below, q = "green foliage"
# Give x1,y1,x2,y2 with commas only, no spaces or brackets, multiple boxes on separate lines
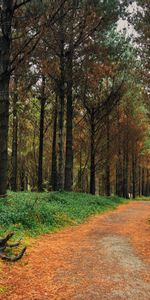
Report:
134,196,150,201
0,286,7,295
0,192,127,237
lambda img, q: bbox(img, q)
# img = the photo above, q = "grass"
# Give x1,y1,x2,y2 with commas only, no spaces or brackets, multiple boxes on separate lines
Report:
0,191,127,239
134,196,150,201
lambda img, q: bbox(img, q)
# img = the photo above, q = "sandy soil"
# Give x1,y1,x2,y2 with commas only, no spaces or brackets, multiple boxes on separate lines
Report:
0,201,150,300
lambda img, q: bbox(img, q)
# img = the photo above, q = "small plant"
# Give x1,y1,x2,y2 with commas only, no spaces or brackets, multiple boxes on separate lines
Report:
0,192,127,237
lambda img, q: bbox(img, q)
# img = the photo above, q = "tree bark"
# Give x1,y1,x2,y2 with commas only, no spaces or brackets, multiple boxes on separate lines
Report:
123,148,129,198
38,76,46,192
0,79,10,196
64,51,73,191
116,107,123,197
90,108,96,195
145,168,149,196
50,97,58,191
116,160,123,197
57,12,65,191
11,79,18,191
105,113,111,196
78,142,83,192
0,1,13,197
138,165,141,197
123,117,129,199
20,165,25,191
132,151,137,199
142,167,145,196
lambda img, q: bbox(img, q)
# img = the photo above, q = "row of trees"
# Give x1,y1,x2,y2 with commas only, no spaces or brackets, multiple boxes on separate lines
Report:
0,0,149,198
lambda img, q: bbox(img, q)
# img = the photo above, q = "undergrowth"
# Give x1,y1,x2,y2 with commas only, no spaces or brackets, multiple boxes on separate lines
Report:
134,196,150,201
0,192,127,238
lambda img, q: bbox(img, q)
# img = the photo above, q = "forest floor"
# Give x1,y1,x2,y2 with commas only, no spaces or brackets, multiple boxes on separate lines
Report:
0,201,150,300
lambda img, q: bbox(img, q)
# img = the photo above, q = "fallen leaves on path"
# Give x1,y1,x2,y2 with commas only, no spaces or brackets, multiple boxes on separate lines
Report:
0,201,150,300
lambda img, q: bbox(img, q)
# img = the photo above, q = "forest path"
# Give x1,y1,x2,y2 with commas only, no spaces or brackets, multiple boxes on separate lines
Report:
1,201,150,300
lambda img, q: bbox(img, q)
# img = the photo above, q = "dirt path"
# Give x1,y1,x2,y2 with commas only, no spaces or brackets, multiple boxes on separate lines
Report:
1,201,150,300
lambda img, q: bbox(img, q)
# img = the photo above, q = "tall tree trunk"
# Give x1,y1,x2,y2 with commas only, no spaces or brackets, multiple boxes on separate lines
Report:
0,79,10,196
20,164,25,191
123,148,129,198
11,82,18,191
132,151,137,199
142,167,145,196
123,117,129,199
64,51,73,191
145,168,149,196
105,113,110,196
116,160,123,197
38,76,46,192
78,142,82,192
148,169,150,196
57,13,65,191
116,107,123,196
50,97,58,191
0,1,13,197
90,108,96,195
138,163,142,197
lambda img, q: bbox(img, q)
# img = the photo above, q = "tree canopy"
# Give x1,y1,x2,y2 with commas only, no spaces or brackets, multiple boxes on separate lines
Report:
0,0,149,198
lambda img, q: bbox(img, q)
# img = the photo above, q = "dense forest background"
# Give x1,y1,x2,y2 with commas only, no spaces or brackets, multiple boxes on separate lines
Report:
0,0,149,198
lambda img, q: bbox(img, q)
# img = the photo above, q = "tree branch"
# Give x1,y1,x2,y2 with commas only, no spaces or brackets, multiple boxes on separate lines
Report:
13,0,32,11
